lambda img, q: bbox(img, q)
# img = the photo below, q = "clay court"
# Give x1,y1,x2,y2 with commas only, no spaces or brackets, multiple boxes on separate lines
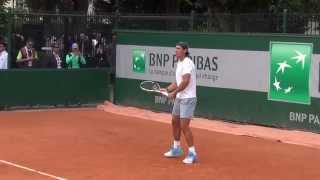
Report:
0,105,320,180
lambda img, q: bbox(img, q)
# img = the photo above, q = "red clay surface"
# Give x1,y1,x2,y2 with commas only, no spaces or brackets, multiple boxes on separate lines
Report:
0,108,320,180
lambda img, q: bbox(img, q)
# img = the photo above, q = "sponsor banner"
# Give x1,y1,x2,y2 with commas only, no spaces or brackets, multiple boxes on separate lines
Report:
268,42,313,104
116,45,320,98
289,112,320,127
117,45,269,92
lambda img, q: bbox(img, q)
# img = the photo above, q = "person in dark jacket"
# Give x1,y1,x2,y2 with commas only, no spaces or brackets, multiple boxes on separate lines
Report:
47,43,63,69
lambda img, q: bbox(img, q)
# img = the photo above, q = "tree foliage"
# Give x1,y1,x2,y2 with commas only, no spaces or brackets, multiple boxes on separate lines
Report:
19,0,320,14
0,0,10,39
0,0,9,9
194,0,320,14
25,0,89,12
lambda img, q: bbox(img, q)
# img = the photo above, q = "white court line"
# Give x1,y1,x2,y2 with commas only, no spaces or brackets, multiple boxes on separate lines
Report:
0,160,67,180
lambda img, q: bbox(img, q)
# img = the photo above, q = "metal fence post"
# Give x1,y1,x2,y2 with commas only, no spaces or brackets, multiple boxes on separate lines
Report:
190,10,195,31
7,10,13,69
282,8,288,33
114,9,120,30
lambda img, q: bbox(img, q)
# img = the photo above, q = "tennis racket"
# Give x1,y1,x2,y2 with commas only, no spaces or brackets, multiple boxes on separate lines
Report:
140,81,168,96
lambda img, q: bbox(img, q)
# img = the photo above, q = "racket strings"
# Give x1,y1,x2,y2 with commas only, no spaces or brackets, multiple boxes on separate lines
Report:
140,81,167,96
141,81,160,91
152,83,160,91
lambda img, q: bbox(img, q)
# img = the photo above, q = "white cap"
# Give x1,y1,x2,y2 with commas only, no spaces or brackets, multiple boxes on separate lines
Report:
72,43,79,49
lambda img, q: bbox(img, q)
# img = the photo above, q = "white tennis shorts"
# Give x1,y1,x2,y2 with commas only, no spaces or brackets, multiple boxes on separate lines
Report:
172,98,197,119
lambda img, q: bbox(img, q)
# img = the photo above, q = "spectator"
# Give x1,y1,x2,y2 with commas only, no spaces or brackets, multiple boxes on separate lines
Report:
47,43,63,69
95,43,108,67
66,43,86,69
11,33,25,68
0,41,8,70
16,39,39,68
14,33,25,50
79,33,92,58
96,33,102,44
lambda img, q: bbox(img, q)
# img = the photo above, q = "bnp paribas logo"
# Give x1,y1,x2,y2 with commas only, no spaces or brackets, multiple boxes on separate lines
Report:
268,42,313,105
132,49,146,73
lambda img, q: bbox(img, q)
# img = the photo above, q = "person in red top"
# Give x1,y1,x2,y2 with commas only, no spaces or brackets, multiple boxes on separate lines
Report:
16,39,38,68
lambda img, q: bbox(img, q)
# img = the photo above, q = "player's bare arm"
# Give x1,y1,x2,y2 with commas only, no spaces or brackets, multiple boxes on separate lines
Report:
166,82,178,92
169,73,190,99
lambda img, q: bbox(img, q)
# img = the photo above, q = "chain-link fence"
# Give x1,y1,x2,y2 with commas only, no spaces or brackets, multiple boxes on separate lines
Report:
115,12,320,35
3,12,115,69
0,11,319,70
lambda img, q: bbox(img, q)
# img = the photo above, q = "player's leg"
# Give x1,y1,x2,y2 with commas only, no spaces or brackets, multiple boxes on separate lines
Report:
181,118,197,164
181,119,193,147
180,98,197,164
164,99,183,157
172,114,181,144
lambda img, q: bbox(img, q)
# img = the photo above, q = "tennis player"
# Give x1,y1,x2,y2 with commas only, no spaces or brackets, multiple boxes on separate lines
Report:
163,42,197,164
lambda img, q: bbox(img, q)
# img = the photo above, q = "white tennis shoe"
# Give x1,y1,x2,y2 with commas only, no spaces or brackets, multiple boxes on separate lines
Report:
182,152,197,164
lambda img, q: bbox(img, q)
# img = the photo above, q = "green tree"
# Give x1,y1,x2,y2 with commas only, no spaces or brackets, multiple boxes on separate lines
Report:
18,0,320,14
23,0,177,14
0,0,10,39
0,0,10,12
25,0,89,12
0,0,9,8
195,0,320,14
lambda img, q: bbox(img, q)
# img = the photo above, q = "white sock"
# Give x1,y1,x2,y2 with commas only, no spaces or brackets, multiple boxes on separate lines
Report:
173,140,180,148
188,146,196,154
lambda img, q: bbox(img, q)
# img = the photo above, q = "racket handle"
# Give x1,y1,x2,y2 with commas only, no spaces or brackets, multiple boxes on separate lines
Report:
161,91,169,96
